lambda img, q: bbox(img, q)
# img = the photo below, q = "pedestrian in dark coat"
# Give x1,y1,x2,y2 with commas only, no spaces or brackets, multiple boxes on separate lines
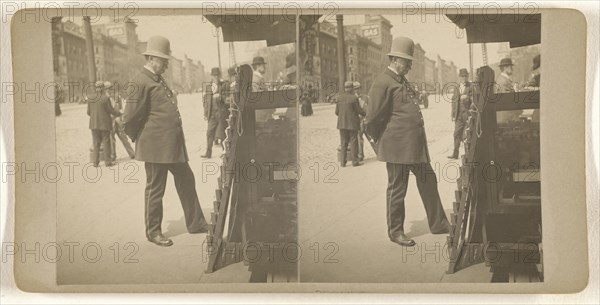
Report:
202,67,227,158
449,68,473,159
365,36,449,247
336,81,365,167
122,36,208,247
88,81,121,167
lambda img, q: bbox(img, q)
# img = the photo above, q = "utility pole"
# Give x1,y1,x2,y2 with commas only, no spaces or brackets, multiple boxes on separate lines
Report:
216,26,222,73
82,16,97,83
336,15,346,95
469,44,474,82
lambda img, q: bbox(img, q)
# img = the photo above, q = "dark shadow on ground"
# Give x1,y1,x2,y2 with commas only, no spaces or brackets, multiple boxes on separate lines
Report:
164,216,187,238
407,208,453,238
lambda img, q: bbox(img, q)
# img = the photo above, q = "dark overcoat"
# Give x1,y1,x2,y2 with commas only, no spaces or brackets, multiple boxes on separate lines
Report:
203,80,228,121
122,68,188,163
88,94,120,131
335,93,365,130
365,68,430,164
451,82,473,121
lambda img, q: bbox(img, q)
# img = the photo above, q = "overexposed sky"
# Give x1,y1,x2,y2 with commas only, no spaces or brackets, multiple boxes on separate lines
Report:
134,15,266,70
78,15,265,72
342,14,505,70
79,14,506,72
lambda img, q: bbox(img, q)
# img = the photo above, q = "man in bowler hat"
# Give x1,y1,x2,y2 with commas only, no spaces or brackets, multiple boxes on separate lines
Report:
88,80,121,167
496,57,522,122
448,68,473,159
202,67,227,158
365,36,450,247
251,56,267,90
123,36,208,247
336,81,365,167
497,57,516,93
252,56,275,121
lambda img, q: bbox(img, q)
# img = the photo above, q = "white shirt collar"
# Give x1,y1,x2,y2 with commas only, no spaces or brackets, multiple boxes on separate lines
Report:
144,65,157,75
387,66,399,75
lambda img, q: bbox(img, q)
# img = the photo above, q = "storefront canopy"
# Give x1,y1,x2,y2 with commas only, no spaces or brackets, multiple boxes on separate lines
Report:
204,15,296,46
447,14,541,48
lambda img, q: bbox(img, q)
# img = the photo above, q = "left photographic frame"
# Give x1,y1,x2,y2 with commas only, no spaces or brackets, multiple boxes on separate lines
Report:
12,9,299,288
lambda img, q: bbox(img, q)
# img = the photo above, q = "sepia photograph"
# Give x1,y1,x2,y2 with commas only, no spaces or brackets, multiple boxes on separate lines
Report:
298,13,542,283
51,13,297,284
2,2,596,298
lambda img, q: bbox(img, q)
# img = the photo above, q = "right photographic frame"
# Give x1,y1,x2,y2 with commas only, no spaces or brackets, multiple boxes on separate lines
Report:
298,12,542,283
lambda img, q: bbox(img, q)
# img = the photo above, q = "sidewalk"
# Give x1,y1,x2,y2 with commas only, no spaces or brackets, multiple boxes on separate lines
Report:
298,95,491,282
56,93,251,284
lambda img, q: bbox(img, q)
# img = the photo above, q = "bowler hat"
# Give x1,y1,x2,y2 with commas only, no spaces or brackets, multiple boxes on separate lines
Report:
387,36,415,60
532,54,540,70
142,36,172,59
353,81,361,89
211,67,221,76
459,68,469,77
499,57,514,67
252,56,266,66
344,81,354,88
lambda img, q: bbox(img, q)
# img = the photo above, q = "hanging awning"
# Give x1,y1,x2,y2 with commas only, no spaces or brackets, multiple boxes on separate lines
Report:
447,14,541,48
204,15,296,46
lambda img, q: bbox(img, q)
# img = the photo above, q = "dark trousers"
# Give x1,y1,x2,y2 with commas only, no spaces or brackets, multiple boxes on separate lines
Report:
144,162,208,239
385,162,450,239
452,115,467,157
91,129,110,165
339,129,358,163
205,118,219,155
357,123,365,160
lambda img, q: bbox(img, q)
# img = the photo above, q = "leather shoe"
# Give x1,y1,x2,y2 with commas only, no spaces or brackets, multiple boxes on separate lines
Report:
390,235,416,247
148,234,173,247
340,162,346,168
201,153,212,159
447,155,458,159
352,162,362,167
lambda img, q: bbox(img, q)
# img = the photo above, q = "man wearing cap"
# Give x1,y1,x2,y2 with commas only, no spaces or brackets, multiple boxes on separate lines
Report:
336,81,365,167
88,80,121,167
448,68,473,159
366,36,450,247
202,67,227,158
353,81,368,161
123,36,208,247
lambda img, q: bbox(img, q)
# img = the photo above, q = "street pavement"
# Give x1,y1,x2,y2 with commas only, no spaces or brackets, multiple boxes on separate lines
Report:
55,92,489,284
298,96,491,283
56,93,250,284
